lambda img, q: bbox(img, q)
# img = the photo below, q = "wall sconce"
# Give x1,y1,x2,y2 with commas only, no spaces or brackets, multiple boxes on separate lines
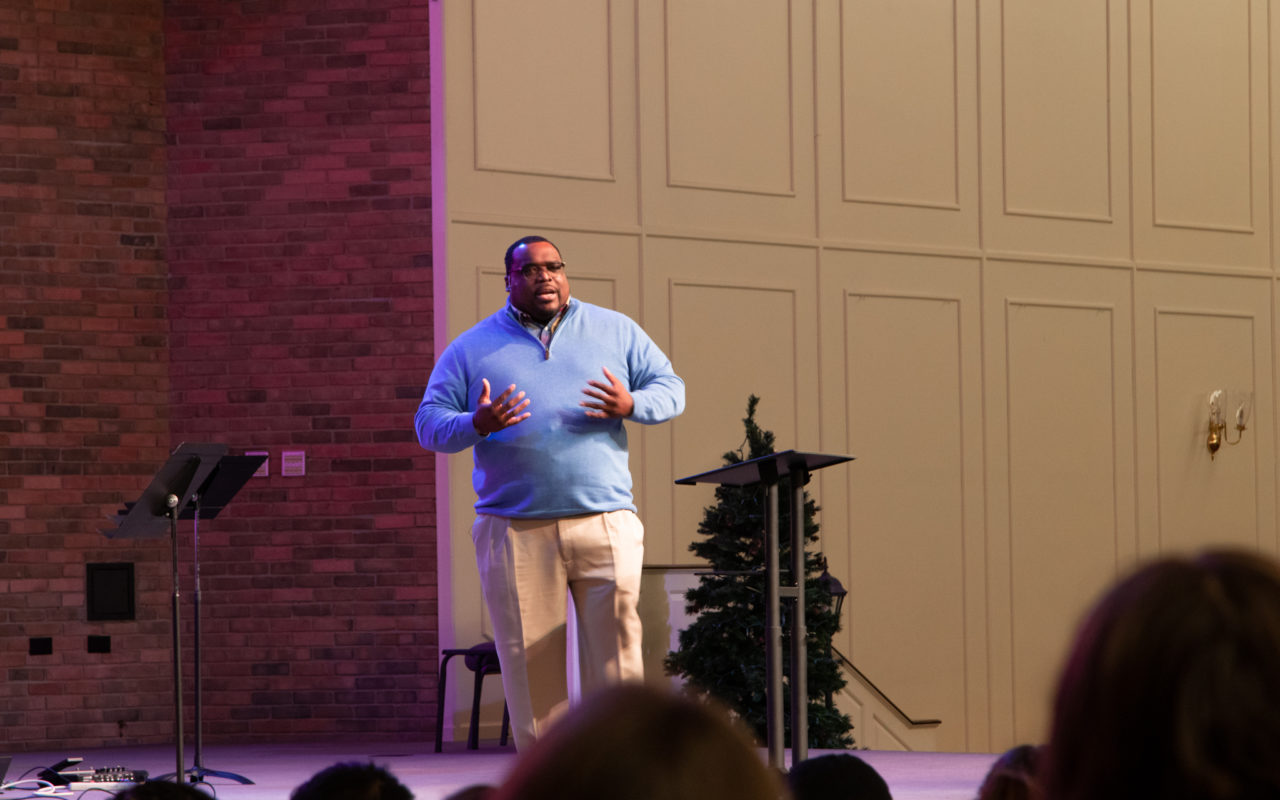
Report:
1207,389,1253,459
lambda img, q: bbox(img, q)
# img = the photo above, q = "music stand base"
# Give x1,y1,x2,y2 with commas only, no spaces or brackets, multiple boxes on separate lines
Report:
154,767,254,786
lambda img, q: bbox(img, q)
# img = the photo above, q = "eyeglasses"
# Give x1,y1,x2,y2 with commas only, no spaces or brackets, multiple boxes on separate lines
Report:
513,261,566,279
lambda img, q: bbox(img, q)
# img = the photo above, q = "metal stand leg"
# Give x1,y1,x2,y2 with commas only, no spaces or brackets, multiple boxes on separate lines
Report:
168,498,184,783
157,499,252,786
185,502,252,785
789,469,809,766
764,471,784,770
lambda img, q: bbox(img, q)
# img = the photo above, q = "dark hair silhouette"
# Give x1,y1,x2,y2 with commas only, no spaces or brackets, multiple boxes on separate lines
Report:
787,753,892,800
1043,548,1280,800
977,744,1042,800
491,683,783,800
291,762,413,800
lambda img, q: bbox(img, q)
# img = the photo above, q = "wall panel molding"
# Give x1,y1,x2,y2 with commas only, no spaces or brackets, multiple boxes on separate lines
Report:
435,0,1279,754
818,251,984,751
841,289,970,750
981,263,1137,749
662,0,796,196
1147,2,1254,233
839,0,960,210
639,0,817,236
1151,307,1261,552
441,0,640,225
1134,272,1275,564
1131,0,1270,268
1000,2,1114,222
473,2,615,180
817,0,979,250
1002,298,1124,744
979,0,1130,259
640,236,820,565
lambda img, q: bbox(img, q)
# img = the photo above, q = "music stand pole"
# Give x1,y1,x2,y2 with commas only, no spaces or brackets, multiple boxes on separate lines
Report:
763,470,784,768
789,464,809,766
186,492,253,786
193,496,206,781
167,494,184,784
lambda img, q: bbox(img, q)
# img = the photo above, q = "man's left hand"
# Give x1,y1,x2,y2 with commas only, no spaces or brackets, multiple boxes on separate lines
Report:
582,366,633,419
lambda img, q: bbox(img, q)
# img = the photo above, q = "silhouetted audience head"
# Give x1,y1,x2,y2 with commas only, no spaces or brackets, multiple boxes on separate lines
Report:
490,683,785,800
113,783,213,800
291,762,414,800
787,753,891,800
976,744,1042,800
442,785,494,800
1042,548,1280,800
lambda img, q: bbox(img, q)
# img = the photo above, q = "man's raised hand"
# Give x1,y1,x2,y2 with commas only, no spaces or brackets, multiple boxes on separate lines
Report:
473,378,531,435
582,367,634,419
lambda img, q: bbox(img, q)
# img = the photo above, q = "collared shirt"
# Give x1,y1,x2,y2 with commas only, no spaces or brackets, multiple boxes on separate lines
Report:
507,297,572,349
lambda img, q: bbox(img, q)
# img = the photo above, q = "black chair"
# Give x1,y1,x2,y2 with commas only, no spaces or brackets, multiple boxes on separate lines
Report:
435,641,511,751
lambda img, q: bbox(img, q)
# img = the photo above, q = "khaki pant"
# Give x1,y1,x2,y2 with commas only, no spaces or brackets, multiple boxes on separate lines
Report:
471,509,646,750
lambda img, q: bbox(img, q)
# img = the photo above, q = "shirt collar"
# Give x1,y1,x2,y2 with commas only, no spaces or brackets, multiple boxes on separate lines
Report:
507,296,573,328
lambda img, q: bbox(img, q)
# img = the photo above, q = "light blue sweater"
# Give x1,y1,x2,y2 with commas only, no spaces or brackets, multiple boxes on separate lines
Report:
415,300,685,518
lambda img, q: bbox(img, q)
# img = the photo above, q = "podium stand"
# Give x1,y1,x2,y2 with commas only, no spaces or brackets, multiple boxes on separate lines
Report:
105,443,264,786
676,450,853,770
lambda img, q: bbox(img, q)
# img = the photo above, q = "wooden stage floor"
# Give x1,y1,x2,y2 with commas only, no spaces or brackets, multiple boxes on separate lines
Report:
2,742,999,800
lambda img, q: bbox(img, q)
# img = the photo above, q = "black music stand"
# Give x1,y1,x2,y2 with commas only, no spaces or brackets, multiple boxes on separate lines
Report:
105,443,263,787
676,450,853,770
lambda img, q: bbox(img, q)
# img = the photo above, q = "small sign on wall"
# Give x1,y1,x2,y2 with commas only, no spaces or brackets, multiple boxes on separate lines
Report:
282,450,306,477
247,451,269,477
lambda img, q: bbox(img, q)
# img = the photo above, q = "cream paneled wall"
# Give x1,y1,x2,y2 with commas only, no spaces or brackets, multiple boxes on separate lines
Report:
981,261,1137,747
429,0,1280,753
816,251,986,749
820,1,980,248
979,1,1131,259
1135,272,1276,555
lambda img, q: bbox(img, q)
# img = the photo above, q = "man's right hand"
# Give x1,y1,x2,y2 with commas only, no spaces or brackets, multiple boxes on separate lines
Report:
473,378,531,435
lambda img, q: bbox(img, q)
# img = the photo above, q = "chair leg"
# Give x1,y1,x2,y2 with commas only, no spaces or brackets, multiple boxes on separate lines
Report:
434,653,457,754
500,702,510,746
467,667,485,750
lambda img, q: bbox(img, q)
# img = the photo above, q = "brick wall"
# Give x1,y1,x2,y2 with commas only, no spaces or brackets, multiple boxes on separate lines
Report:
163,0,434,742
0,0,436,750
0,0,173,748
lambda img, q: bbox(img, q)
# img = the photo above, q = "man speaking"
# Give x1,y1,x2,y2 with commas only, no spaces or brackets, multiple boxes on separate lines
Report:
415,235,685,749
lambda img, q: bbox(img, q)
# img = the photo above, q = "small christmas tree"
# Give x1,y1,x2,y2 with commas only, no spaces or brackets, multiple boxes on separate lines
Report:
665,395,854,748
